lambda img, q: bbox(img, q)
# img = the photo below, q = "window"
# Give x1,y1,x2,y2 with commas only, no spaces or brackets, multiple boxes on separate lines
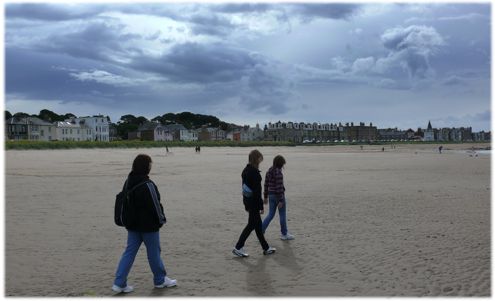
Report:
41,130,44,136
70,129,73,134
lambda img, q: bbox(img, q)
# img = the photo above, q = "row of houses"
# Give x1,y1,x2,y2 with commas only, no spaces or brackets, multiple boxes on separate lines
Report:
6,116,110,142
378,121,489,142
6,116,490,143
263,121,378,143
128,122,264,142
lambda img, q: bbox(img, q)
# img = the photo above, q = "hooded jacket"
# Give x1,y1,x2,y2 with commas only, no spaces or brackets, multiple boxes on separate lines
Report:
241,164,264,211
123,172,166,232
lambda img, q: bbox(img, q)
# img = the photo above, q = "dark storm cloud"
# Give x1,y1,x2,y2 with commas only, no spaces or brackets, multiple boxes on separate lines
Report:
6,3,103,21
35,22,141,63
213,3,361,20
288,3,361,21
130,42,261,83
5,47,149,105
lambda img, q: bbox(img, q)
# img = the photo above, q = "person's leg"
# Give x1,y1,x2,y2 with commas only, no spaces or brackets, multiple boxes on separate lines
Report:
278,198,288,236
235,212,255,250
114,231,143,287
262,195,277,233
252,209,269,251
142,231,167,286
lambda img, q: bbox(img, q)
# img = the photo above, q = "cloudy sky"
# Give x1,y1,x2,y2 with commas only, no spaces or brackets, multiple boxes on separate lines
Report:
4,2,491,130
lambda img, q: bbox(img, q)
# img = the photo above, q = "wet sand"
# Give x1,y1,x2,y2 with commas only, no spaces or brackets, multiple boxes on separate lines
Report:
5,143,491,296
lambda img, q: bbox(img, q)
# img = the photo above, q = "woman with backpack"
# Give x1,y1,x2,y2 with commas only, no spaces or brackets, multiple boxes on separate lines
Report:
232,149,276,257
112,154,177,293
262,155,294,240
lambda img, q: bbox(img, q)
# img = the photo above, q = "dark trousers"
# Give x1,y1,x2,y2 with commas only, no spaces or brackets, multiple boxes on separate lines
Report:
235,208,269,251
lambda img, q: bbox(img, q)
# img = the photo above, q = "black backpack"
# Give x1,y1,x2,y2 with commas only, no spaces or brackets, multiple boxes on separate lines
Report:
114,179,151,227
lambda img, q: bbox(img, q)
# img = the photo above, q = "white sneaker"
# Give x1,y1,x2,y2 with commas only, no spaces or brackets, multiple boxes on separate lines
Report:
232,247,249,257
263,247,276,255
155,276,177,288
112,284,134,293
281,233,295,240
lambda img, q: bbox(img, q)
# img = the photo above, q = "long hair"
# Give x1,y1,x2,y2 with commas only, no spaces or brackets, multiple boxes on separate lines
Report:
248,149,263,167
132,154,152,175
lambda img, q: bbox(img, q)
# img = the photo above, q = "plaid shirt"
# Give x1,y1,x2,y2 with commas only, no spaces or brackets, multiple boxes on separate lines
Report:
264,166,285,201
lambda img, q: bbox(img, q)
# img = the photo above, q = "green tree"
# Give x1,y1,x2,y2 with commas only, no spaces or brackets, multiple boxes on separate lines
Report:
38,109,60,122
61,113,77,120
116,115,149,140
5,110,12,120
13,112,31,118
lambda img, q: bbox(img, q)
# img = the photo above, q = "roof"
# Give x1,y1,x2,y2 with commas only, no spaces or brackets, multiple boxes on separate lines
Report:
28,117,54,126
163,124,187,131
56,121,90,129
138,122,161,131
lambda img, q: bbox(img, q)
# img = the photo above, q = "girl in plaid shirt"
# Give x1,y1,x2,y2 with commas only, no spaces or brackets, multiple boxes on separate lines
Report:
262,155,295,240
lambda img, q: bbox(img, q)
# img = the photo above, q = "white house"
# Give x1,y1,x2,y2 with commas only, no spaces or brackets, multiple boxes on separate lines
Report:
180,129,198,141
55,121,93,141
69,116,110,142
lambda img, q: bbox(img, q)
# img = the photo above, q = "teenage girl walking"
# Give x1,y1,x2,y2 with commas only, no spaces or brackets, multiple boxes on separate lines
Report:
262,155,295,240
112,154,176,293
232,149,276,257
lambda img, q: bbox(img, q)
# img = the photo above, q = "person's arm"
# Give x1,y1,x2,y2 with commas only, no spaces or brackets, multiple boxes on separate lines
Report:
146,182,166,225
263,170,270,203
274,169,285,202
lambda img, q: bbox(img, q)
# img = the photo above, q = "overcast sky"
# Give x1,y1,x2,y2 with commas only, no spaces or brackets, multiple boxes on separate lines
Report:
4,2,491,130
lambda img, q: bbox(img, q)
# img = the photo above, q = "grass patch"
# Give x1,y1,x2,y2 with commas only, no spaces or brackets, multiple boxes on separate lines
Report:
5,140,297,150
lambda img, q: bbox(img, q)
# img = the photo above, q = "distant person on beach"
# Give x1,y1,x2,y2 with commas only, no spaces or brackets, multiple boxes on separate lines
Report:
382,147,385,152
233,150,276,257
165,146,169,153
439,146,443,154
112,154,176,293
262,155,294,240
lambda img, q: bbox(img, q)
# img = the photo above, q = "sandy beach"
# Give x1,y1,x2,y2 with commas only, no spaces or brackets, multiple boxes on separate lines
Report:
5,143,491,296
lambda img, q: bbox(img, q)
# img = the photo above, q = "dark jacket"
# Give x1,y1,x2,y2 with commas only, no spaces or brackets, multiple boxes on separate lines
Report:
241,164,264,211
124,172,166,232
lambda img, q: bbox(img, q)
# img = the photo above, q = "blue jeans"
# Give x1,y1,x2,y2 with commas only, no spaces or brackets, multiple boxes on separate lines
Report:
114,230,167,287
262,194,288,235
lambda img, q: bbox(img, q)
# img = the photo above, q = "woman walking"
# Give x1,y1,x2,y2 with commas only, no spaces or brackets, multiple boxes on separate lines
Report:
262,155,295,240
233,149,276,257
112,154,176,293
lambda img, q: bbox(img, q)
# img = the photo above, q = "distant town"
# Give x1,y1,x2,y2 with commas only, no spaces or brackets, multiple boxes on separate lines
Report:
5,110,491,144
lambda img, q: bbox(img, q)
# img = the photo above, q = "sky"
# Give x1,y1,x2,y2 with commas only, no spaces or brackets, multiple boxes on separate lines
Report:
4,2,492,131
